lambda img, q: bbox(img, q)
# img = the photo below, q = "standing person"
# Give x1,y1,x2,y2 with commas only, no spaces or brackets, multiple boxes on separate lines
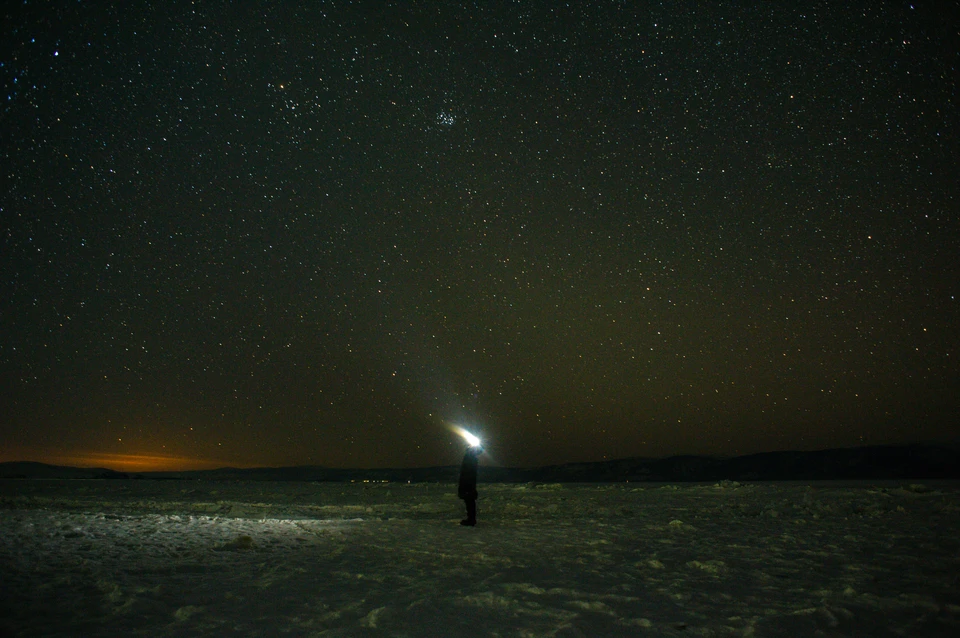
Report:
458,442,482,526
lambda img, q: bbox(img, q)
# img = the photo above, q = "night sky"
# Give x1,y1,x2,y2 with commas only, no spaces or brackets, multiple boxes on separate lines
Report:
2,1,958,471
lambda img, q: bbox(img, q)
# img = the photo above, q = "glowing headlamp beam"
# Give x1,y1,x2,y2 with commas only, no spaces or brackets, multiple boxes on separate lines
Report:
452,425,482,448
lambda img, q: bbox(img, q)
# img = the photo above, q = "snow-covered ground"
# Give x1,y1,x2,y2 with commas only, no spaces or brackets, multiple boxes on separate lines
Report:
1,479,958,637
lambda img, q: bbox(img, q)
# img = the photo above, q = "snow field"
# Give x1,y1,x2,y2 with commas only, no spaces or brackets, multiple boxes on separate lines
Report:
1,480,958,636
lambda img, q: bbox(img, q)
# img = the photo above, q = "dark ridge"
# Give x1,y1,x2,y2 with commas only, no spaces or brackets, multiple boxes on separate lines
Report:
2,445,958,482
0,461,128,480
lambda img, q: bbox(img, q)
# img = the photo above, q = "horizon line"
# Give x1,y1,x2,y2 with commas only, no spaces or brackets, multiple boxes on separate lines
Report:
2,441,957,474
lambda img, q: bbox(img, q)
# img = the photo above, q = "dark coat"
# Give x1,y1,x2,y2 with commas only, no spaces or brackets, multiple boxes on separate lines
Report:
458,447,480,500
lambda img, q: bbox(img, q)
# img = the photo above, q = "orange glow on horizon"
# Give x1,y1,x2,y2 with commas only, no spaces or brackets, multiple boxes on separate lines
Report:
4,450,249,472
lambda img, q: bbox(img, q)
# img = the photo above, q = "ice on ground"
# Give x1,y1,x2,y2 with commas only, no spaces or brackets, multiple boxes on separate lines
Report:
1,480,959,636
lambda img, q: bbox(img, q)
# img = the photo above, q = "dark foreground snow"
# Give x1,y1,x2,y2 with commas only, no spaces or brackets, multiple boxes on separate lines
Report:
1,480,958,637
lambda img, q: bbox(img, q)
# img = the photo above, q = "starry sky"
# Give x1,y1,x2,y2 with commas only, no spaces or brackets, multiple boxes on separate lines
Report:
2,1,958,471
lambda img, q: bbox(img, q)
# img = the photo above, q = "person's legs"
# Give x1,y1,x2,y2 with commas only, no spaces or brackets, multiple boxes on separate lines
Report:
461,498,477,525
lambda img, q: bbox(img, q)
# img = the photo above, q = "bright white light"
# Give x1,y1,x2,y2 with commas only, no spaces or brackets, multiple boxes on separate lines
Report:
453,426,481,448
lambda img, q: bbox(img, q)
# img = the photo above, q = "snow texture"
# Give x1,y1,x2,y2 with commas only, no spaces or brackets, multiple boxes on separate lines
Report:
1,479,959,636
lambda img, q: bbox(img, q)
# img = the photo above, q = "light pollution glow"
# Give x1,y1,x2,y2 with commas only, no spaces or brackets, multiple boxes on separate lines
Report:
3,451,239,473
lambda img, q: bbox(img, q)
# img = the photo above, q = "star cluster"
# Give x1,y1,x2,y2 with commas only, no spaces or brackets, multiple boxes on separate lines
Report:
1,2,957,469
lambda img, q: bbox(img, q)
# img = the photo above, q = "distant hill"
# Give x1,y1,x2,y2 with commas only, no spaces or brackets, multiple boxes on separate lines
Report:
0,461,135,480
2,444,958,482
517,444,960,483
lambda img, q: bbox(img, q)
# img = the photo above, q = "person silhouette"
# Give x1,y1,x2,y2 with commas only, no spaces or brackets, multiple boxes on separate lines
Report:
458,443,482,526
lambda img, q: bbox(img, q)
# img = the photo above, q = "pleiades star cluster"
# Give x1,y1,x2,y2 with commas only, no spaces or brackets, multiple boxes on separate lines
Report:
1,1,957,470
